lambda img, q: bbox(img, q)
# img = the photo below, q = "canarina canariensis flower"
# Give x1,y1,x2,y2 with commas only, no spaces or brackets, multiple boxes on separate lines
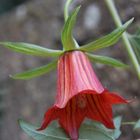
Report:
38,51,128,140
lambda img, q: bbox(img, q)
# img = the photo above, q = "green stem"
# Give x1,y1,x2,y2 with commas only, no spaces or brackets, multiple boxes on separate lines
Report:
105,0,140,79
122,122,136,125
64,0,73,22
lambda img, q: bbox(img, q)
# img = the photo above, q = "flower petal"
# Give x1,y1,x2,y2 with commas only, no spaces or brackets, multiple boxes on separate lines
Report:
103,90,128,104
38,91,128,139
58,98,86,140
37,107,59,131
38,97,86,140
86,94,115,129
38,51,129,140
56,51,104,108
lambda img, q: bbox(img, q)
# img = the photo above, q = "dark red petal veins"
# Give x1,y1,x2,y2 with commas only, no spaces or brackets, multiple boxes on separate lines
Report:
78,52,104,93
58,97,86,140
55,51,105,108
86,95,103,121
87,94,114,129
95,95,114,128
37,51,130,140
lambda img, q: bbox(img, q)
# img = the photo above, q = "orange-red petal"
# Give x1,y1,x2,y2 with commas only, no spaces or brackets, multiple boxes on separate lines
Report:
38,91,128,139
38,51,129,140
56,51,104,108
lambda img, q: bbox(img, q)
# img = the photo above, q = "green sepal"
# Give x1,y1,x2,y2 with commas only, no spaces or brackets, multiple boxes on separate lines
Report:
0,42,63,57
10,60,57,80
79,18,134,52
87,53,128,67
19,119,115,140
61,6,81,51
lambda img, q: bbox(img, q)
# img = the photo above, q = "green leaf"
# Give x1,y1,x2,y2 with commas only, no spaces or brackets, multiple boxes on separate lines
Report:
61,6,81,51
85,116,122,139
87,53,128,67
134,119,140,130
109,116,122,139
79,18,134,52
19,119,68,140
0,42,63,57
79,124,114,140
10,60,57,80
19,120,115,140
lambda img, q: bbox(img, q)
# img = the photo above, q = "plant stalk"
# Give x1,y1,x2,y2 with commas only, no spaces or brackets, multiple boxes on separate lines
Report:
122,122,135,125
105,0,140,79
64,0,73,22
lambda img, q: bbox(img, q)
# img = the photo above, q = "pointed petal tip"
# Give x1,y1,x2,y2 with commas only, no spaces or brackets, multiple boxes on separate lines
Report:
36,122,48,131
36,128,42,131
37,107,57,131
127,96,137,103
100,118,115,129
36,127,44,131
67,129,79,140
68,128,79,140
106,122,115,129
103,91,129,105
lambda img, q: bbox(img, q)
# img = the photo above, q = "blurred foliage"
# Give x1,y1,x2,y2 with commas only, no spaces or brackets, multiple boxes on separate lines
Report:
0,0,28,14
0,89,4,127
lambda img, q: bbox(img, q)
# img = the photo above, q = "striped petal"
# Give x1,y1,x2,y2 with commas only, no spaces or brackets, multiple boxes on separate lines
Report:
102,90,129,104
38,97,86,140
56,51,104,108
38,51,129,140
38,91,128,140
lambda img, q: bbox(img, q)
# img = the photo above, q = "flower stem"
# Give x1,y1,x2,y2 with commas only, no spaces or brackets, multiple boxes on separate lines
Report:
122,122,136,125
64,0,73,22
105,0,140,79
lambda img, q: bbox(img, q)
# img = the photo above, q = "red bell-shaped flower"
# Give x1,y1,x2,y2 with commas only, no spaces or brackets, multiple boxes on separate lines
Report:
38,51,128,140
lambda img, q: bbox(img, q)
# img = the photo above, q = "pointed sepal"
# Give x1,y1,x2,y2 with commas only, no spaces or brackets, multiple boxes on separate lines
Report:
10,60,57,80
87,53,128,67
0,42,63,57
79,18,134,52
61,6,81,51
